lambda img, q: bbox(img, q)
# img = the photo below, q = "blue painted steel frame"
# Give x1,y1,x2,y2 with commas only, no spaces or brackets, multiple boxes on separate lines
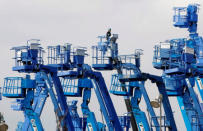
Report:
8,42,75,130
58,69,122,131
42,71,75,130
195,77,203,101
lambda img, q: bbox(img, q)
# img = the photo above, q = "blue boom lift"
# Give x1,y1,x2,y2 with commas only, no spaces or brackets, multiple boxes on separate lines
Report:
153,4,203,131
2,39,75,131
57,45,128,131
92,31,177,130
47,44,107,130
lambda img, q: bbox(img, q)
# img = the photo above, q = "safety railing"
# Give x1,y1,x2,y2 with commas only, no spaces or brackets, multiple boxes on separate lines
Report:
11,39,44,67
153,40,184,69
47,43,71,65
3,77,24,98
173,7,188,26
60,78,82,96
110,74,131,96
150,116,169,131
92,34,118,70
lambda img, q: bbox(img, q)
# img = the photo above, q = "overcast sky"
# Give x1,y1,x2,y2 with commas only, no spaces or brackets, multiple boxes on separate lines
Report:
0,0,203,130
